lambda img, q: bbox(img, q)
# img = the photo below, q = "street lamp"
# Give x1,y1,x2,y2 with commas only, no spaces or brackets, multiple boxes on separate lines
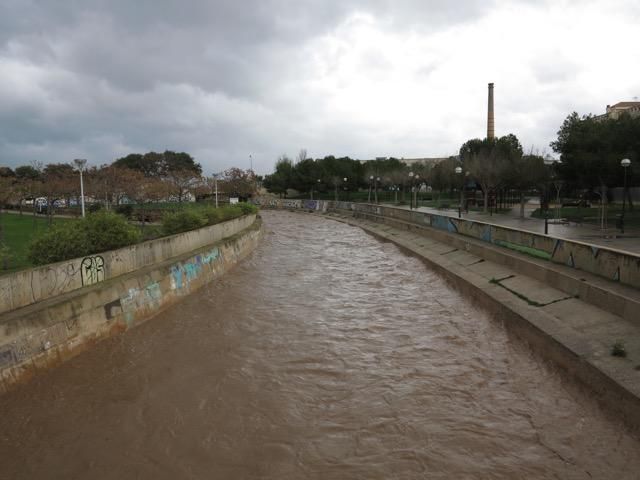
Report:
414,174,420,208
621,158,631,233
542,157,561,235
343,177,348,201
375,177,380,204
455,166,463,218
408,172,414,209
369,175,374,202
73,158,87,217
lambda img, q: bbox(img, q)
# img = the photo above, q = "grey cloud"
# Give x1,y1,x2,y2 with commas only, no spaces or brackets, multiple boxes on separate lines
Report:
0,0,635,173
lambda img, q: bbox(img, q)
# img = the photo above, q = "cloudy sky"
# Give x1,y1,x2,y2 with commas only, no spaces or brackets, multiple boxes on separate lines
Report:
1,0,639,174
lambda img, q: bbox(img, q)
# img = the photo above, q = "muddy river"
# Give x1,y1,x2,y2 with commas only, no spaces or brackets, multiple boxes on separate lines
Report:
1,210,638,479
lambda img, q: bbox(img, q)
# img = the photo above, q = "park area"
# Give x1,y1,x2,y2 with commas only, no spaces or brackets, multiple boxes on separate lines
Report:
0,214,75,273
0,202,257,275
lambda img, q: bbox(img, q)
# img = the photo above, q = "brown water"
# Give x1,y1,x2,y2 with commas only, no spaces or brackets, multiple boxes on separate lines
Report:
1,210,639,479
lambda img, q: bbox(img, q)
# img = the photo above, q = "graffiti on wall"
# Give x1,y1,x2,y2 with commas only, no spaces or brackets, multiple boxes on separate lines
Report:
29,263,80,304
119,280,163,326
0,322,69,369
81,255,105,286
171,247,224,293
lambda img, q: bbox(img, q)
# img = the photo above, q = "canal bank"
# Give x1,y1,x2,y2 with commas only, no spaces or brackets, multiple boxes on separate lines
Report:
0,215,262,392
322,208,640,434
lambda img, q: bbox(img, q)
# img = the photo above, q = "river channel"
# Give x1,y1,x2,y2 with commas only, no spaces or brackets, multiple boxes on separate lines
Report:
1,210,639,479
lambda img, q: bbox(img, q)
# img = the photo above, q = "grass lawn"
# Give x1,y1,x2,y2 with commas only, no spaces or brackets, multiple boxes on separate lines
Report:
0,213,75,273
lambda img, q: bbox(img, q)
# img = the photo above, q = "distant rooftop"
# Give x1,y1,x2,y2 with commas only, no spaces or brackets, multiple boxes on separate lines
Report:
359,157,453,165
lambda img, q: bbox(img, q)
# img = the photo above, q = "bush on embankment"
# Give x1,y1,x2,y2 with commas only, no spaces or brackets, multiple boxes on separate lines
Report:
25,204,258,266
28,212,142,265
161,203,258,235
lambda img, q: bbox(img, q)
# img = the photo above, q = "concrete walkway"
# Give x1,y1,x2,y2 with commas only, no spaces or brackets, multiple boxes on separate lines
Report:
326,210,640,432
392,203,640,254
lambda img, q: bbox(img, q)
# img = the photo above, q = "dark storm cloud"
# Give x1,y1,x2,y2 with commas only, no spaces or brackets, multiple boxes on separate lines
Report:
2,0,636,172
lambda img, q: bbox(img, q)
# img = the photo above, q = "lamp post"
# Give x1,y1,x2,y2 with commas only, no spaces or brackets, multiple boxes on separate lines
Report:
375,177,380,204
543,157,561,235
368,175,374,202
343,177,348,202
455,166,463,218
73,158,87,217
408,172,414,209
414,174,420,208
621,158,631,233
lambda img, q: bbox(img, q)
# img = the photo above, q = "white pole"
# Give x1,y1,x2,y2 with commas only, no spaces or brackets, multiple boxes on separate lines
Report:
214,175,218,208
80,169,85,217
74,158,87,218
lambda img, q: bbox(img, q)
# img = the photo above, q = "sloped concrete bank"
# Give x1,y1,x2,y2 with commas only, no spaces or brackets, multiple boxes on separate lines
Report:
324,210,640,434
0,216,262,393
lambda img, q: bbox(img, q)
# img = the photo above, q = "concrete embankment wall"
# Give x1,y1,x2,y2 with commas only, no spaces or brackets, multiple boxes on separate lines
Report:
333,202,640,291
0,216,262,393
253,198,640,293
326,213,640,434
0,214,256,315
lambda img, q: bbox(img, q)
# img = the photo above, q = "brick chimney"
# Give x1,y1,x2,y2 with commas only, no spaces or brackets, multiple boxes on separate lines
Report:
487,83,495,140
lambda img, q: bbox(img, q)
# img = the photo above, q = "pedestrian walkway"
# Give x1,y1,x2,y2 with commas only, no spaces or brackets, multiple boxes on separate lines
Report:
392,203,640,254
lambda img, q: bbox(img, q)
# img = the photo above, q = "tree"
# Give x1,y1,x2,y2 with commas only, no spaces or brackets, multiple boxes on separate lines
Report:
41,163,76,222
292,158,321,198
165,168,202,202
263,155,294,197
221,168,255,198
551,112,639,209
89,165,140,208
113,151,202,178
503,153,548,218
296,149,308,164
0,166,15,178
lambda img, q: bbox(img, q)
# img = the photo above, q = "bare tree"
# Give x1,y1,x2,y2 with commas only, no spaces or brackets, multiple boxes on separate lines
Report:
466,150,507,213
165,168,202,202
221,168,256,199
296,149,308,164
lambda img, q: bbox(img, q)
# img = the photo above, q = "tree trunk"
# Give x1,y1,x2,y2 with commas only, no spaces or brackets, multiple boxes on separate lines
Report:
483,188,489,213
519,191,525,219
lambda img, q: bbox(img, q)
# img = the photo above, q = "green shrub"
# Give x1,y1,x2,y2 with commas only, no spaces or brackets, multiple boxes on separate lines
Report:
201,206,222,225
237,202,258,215
161,210,206,235
28,222,92,265
83,211,142,252
88,203,103,213
28,211,141,265
0,243,12,270
115,204,133,219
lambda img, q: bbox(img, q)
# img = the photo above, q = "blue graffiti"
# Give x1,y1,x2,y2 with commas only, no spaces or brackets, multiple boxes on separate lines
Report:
171,265,184,290
481,225,492,243
184,262,202,282
202,248,220,264
432,215,458,233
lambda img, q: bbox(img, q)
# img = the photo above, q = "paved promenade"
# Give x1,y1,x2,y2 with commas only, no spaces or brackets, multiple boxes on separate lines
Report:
395,203,640,254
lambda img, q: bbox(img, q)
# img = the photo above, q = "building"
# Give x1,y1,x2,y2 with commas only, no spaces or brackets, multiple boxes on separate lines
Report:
359,157,452,166
595,101,640,121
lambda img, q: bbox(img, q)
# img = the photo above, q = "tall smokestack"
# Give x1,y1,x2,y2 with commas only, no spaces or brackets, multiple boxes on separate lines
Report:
487,82,495,140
